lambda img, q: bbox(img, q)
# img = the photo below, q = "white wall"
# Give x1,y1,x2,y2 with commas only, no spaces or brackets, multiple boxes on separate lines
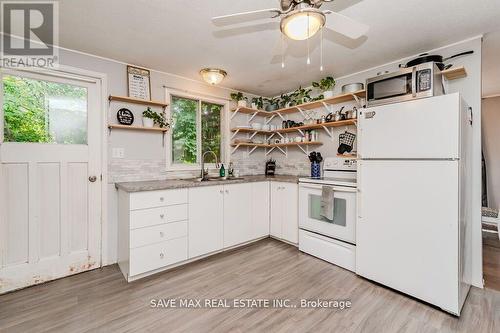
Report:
482,97,500,207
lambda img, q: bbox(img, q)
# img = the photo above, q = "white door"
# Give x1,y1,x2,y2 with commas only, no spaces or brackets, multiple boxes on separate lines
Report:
356,160,460,313
188,186,224,258
359,93,460,159
224,183,252,247
281,183,298,244
0,69,102,294
251,182,270,239
270,182,283,239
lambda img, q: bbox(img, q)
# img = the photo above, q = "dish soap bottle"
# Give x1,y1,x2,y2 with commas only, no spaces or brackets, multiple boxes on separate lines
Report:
219,164,225,178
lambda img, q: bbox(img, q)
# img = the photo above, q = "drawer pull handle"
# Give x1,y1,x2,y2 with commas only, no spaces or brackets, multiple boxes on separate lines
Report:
160,214,165,219
159,197,165,202
159,232,164,238
160,253,165,259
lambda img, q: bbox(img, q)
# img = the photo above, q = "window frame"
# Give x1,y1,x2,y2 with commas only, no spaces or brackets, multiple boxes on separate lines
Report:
165,88,229,171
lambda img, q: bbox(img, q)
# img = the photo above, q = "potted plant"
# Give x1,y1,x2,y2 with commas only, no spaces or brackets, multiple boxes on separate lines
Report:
312,76,336,98
280,93,293,108
264,97,280,111
251,96,264,110
142,107,169,128
293,87,312,105
231,92,248,108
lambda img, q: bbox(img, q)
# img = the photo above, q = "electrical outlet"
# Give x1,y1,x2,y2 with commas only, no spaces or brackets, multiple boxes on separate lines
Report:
112,148,125,159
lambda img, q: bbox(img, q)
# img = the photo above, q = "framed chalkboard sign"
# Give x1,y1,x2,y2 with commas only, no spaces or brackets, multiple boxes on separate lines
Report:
117,108,134,125
127,65,151,100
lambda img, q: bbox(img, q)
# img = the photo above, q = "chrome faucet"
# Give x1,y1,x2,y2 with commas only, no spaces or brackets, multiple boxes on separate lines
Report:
200,151,220,180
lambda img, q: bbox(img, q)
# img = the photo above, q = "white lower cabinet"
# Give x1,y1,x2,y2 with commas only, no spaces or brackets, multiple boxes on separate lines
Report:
189,186,224,258
118,181,292,282
118,188,189,281
224,183,253,247
270,182,298,244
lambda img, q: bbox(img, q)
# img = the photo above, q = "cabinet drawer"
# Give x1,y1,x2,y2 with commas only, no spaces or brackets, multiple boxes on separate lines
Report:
130,189,188,210
129,237,188,276
130,204,188,229
130,221,188,249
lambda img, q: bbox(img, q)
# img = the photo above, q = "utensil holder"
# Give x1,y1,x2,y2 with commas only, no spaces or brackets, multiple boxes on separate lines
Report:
311,162,321,179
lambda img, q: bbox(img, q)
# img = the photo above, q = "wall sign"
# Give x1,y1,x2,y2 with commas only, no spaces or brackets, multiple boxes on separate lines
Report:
127,65,151,100
117,108,134,125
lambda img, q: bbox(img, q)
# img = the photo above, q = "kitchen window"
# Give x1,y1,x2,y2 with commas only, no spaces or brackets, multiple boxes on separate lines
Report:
168,91,227,168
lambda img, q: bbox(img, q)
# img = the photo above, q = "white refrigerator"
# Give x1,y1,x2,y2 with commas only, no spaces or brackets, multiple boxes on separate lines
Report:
356,93,473,316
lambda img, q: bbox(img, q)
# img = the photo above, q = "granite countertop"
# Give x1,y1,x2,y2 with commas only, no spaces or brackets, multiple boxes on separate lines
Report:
115,175,301,192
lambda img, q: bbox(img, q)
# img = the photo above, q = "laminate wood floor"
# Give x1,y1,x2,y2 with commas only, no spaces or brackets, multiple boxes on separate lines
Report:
1,238,499,333
483,229,500,292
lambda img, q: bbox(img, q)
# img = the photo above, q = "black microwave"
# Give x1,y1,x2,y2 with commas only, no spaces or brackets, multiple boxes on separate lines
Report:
366,62,443,107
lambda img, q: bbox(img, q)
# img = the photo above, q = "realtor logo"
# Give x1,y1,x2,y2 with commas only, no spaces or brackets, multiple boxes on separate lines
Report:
1,1,59,68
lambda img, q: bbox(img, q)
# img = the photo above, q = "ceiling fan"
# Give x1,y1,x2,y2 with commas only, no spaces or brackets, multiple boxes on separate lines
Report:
212,0,369,41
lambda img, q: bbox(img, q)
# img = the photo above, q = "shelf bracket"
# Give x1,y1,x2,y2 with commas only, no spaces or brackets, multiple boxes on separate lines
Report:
275,112,285,121
296,107,307,119
231,144,241,154
265,115,276,124
268,133,277,141
266,147,276,156
321,102,332,113
352,94,363,108
249,112,259,123
248,146,258,155
277,146,286,155
230,129,240,140
249,132,258,140
297,144,307,155
230,108,240,120
276,132,285,139
296,129,304,137
321,125,334,139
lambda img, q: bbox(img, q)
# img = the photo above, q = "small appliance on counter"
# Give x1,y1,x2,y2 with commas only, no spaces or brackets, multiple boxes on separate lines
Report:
265,158,276,176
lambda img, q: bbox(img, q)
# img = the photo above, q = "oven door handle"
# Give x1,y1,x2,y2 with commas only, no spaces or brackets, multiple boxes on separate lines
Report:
299,184,357,193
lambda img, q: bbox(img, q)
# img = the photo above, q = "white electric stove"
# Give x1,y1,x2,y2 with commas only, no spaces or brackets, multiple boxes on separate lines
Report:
298,157,358,272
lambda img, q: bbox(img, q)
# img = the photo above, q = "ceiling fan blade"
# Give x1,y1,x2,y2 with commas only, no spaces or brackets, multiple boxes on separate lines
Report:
212,8,282,27
323,10,369,39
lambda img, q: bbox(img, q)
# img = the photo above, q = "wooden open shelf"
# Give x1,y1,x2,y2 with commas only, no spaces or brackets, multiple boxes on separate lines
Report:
108,124,169,132
109,95,169,108
441,66,467,80
276,119,357,133
275,90,365,114
231,90,365,117
231,127,273,135
231,141,322,148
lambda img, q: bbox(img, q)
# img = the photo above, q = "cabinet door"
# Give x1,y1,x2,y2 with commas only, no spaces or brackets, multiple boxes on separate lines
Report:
223,183,252,247
281,183,299,244
270,182,283,239
251,182,270,239
188,186,224,258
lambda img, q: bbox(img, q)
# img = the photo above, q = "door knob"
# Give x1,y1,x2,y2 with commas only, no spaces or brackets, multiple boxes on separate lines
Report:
88,176,97,182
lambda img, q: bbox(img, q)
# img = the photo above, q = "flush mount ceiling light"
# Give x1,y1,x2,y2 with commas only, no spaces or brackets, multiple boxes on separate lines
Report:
280,8,325,41
200,68,227,85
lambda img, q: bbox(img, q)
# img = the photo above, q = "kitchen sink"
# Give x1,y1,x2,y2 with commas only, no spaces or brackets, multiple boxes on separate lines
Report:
196,177,245,182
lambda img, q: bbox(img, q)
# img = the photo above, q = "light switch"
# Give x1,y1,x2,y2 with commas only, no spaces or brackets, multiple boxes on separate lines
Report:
112,148,125,158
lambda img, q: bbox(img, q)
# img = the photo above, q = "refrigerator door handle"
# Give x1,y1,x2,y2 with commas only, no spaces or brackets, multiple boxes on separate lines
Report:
411,66,417,97
468,107,473,126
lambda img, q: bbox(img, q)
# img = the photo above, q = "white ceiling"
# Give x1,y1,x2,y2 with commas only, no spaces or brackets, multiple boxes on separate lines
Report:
58,0,500,96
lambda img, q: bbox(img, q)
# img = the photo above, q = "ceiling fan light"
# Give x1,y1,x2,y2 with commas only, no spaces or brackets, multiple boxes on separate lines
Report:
199,68,227,85
281,9,325,41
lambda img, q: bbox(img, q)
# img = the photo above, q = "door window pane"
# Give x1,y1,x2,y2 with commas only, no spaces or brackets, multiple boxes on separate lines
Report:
3,75,88,144
171,96,197,164
201,101,222,163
